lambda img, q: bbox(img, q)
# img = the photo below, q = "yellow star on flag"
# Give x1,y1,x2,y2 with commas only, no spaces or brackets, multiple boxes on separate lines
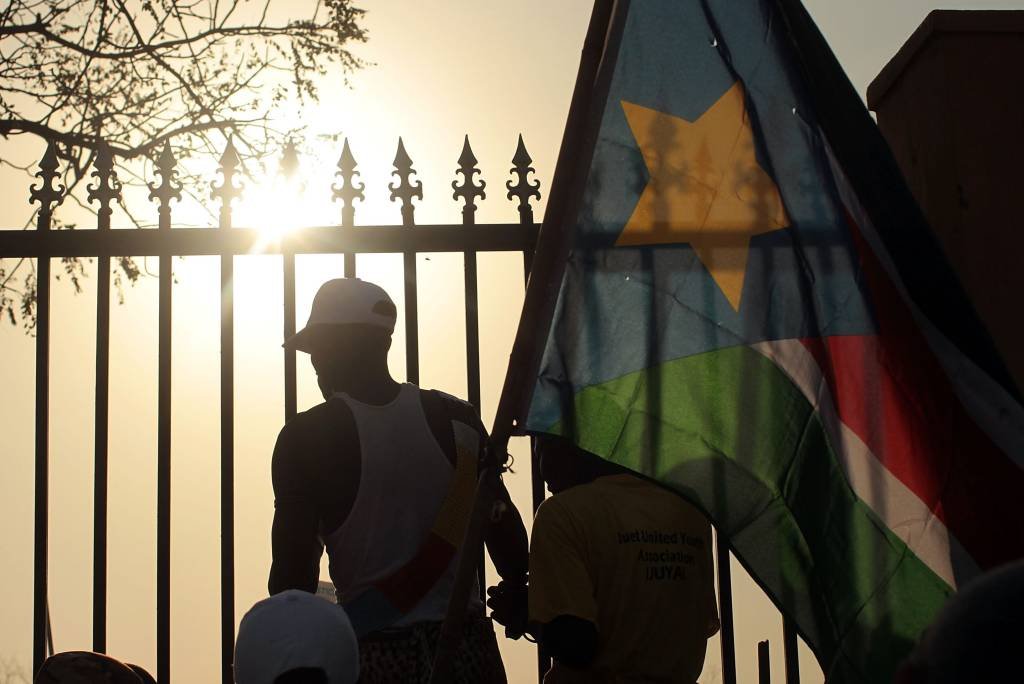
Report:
617,82,789,310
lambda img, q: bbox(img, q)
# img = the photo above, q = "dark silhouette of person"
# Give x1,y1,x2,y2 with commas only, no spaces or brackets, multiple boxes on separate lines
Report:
270,278,528,683
489,434,719,683
895,560,1024,684
34,651,155,683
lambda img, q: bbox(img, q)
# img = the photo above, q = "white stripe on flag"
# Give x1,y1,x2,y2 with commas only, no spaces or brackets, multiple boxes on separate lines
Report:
751,339,977,589
823,141,1024,473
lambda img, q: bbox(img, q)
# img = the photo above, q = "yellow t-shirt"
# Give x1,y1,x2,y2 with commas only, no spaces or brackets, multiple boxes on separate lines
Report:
529,474,719,684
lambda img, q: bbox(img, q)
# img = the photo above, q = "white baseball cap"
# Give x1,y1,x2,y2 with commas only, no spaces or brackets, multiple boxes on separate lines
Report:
234,590,359,684
284,278,397,353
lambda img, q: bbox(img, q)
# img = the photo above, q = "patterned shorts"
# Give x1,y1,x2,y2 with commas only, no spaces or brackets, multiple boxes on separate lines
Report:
358,616,507,684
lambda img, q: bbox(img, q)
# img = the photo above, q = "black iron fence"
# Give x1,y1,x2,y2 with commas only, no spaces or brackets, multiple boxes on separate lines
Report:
0,136,748,683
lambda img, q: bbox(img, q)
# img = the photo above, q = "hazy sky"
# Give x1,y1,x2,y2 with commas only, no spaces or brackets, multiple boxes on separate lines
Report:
2,2,1020,682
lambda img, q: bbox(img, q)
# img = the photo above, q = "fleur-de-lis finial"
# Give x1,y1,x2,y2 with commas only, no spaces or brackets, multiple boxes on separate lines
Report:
507,134,541,224
452,135,486,224
148,143,183,230
29,141,65,229
389,137,422,226
332,138,365,226
211,137,243,228
280,139,300,179
87,145,123,228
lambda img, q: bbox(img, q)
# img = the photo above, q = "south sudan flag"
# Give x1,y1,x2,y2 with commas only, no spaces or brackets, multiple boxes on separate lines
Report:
521,1,1024,681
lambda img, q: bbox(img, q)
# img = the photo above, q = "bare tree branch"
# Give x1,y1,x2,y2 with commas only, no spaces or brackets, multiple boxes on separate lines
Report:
0,117,252,157
0,0,368,328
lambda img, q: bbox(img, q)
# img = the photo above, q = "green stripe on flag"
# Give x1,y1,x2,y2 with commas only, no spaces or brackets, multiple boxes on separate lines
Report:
551,345,951,684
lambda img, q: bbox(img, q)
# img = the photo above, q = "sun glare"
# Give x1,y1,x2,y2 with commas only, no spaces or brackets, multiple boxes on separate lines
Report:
239,169,307,251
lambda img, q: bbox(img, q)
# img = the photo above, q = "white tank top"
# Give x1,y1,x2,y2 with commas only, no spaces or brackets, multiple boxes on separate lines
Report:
321,383,482,626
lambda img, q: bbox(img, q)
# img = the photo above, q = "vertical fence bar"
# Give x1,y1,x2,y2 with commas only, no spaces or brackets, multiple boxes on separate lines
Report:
283,251,297,422
278,143,298,423
403,251,419,384
88,146,122,654
506,133,545,681
156,213,173,684
279,140,298,421
333,139,364,279
93,251,109,654
453,136,485,410
276,147,296,423
462,233,481,409
389,138,422,383
34,254,51,675
783,619,800,684
149,144,182,684
29,142,63,675
758,640,771,684
453,135,487,596
523,251,534,287
717,535,738,684
220,250,235,684
211,141,243,683
220,252,236,684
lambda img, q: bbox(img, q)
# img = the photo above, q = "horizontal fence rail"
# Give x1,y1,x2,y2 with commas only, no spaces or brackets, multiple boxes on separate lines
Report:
0,133,759,683
0,224,539,257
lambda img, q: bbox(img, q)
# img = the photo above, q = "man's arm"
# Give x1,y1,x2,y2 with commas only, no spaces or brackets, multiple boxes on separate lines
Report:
268,423,323,595
484,475,529,583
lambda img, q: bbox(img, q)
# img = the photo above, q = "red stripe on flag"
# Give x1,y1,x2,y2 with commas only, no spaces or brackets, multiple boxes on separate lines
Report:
801,218,1024,572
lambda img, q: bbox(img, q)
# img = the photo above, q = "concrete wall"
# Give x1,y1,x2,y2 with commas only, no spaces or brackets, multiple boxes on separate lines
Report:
868,10,1024,392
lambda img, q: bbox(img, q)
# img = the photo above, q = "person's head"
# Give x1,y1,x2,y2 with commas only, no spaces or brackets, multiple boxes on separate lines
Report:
535,433,622,494
307,323,393,396
34,651,146,683
234,590,359,684
282,278,397,396
895,560,1024,684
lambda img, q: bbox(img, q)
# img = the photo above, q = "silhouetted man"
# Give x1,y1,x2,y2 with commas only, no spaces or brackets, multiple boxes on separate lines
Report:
270,278,527,683
489,434,719,683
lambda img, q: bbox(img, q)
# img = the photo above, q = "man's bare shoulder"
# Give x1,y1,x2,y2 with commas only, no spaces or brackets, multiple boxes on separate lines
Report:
273,399,359,464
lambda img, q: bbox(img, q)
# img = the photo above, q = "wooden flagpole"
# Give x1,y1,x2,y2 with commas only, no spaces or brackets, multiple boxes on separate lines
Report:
428,2,630,682
489,0,630,451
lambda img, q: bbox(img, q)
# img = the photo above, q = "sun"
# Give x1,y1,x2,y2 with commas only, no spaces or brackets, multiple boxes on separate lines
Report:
236,170,306,251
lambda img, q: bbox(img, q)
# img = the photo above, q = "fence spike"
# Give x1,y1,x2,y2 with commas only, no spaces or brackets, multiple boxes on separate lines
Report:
506,134,541,223
218,136,242,173
87,145,123,223
511,133,532,168
148,143,182,230
389,137,422,226
457,134,479,170
211,137,243,228
332,138,365,226
281,139,300,179
452,135,486,221
29,141,65,217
